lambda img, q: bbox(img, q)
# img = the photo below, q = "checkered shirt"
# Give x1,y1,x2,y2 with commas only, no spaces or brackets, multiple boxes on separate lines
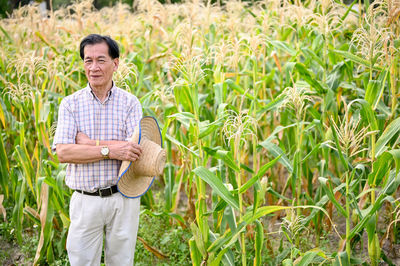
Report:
52,83,142,192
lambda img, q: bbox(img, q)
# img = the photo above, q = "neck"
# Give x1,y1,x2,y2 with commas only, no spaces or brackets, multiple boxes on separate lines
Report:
90,81,113,102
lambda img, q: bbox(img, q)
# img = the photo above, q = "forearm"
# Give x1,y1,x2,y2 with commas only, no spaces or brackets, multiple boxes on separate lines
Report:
56,144,105,164
82,139,127,146
71,132,141,162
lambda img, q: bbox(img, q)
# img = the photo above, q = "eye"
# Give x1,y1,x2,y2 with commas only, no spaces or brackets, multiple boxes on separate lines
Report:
99,59,106,64
84,59,92,64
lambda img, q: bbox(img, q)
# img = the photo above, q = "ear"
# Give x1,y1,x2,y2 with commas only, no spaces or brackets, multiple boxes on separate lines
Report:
113,58,119,71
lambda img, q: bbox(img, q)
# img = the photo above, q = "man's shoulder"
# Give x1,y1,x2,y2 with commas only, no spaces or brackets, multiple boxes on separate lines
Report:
62,87,88,104
113,86,140,103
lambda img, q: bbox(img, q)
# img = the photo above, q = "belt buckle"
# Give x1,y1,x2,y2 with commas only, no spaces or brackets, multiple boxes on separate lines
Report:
99,186,112,197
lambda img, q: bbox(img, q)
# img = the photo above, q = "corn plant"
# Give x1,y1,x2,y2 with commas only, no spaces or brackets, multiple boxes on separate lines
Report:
0,0,399,265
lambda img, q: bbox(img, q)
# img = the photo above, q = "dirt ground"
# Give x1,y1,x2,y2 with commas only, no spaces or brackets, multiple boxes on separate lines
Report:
0,236,30,266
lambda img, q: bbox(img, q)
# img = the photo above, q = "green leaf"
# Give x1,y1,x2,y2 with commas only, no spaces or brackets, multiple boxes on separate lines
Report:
203,147,240,172
295,249,323,266
193,167,239,210
168,112,195,129
0,134,9,197
318,177,347,217
332,49,383,71
189,238,202,266
388,149,400,176
268,40,297,56
166,133,199,157
208,230,232,253
0,25,13,43
349,179,397,239
365,71,388,110
225,79,255,100
190,223,207,258
366,214,376,241
199,119,221,139
15,145,35,197
368,152,392,186
239,156,281,194
282,259,293,266
35,31,60,55
351,99,378,131
259,139,293,173
294,63,326,94
254,220,263,266
375,117,400,157
333,251,350,266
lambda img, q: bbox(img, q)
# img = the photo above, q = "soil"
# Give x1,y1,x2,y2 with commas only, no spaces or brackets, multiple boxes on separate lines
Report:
0,236,30,266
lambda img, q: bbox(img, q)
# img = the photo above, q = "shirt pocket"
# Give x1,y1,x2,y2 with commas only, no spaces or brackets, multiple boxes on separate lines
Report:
110,119,126,141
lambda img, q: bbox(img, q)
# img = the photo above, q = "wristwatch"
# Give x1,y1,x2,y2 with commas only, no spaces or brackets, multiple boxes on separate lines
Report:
101,146,110,159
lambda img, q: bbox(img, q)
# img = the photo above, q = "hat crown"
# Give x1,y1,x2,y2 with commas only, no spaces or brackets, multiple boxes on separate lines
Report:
117,116,166,198
130,137,166,176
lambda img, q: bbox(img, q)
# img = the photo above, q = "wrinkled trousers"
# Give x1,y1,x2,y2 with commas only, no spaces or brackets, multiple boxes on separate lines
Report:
67,191,140,266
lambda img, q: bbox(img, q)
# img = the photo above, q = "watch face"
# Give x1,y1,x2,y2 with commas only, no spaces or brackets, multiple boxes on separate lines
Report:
101,146,109,156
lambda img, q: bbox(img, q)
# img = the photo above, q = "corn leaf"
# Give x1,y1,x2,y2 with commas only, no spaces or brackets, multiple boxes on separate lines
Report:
15,145,35,197
203,147,240,172
0,25,13,43
0,100,5,128
239,155,281,194
189,238,202,266
0,133,9,197
193,167,239,210
254,220,263,266
268,40,297,56
332,50,383,71
318,177,347,217
294,249,325,265
294,63,327,94
349,170,399,239
368,152,392,186
137,236,168,259
259,138,293,173
34,183,54,264
190,223,207,258
375,117,400,157
365,71,388,110
225,79,255,100
351,99,378,131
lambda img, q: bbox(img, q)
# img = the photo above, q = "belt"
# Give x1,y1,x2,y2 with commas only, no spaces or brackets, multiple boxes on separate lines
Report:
75,185,119,197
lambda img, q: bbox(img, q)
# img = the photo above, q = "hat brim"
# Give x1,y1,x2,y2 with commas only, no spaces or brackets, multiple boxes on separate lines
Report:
117,116,163,198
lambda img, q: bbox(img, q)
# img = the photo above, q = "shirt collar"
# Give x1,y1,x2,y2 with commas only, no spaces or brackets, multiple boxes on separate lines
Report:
86,81,116,103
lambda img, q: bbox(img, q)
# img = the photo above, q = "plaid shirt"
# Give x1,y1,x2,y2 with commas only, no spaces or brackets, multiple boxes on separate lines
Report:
52,83,142,192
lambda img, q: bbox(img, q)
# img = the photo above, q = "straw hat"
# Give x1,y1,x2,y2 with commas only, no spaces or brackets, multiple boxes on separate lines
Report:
117,116,166,198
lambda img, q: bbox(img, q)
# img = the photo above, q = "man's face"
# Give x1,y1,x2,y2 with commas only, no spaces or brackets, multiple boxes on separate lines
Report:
83,42,119,90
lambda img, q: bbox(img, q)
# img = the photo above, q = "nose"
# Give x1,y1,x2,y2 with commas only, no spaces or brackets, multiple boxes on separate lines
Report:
89,61,100,71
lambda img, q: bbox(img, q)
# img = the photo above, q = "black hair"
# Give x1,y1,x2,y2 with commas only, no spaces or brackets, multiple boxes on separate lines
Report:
79,34,120,60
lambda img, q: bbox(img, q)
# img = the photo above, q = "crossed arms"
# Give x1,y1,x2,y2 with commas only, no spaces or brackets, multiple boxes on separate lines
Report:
56,132,142,164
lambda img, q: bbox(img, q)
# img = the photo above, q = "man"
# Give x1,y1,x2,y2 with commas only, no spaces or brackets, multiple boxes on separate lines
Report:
52,34,143,265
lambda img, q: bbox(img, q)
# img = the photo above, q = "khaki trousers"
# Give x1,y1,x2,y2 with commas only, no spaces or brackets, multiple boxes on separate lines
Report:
67,191,140,266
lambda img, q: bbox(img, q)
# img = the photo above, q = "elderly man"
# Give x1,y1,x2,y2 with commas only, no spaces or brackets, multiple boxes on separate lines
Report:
52,34,142,265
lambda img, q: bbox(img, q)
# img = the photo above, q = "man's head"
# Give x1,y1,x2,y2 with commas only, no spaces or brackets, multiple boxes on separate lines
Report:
80,34,119,60
80,34,119,91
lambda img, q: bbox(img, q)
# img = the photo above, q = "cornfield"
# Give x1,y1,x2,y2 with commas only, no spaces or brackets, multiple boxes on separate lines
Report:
0,0,400,264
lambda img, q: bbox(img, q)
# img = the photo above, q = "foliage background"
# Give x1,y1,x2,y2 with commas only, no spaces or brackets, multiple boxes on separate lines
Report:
0,0,400,265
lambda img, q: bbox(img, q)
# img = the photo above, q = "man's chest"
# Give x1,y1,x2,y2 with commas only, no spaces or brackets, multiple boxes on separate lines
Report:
73,100,127,141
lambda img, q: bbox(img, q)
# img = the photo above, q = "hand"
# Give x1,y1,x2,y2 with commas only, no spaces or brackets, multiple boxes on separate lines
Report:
109,142,142,162
75,132,93,145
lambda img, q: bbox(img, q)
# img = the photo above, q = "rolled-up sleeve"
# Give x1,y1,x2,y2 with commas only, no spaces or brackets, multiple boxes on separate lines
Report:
125,96,143,140
52,99,77,152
